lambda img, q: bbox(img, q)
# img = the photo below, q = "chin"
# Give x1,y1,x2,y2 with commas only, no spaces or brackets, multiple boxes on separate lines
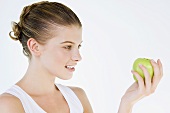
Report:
58,74,73,80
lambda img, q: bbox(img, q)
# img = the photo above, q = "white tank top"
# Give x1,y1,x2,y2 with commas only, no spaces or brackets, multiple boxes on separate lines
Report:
5,84,84,113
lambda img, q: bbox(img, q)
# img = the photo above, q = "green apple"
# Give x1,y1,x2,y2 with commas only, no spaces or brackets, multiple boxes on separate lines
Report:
133,58,154,81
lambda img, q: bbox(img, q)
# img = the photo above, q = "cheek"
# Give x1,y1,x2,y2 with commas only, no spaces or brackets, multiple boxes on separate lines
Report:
47,48,70,65
47,50,71,75
40,47,73,76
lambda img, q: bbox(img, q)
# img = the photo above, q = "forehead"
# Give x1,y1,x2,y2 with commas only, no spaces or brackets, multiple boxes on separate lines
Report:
49,25,82,44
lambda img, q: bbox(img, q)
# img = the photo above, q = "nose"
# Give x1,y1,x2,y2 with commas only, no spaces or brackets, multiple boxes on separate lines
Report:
71,50,82,62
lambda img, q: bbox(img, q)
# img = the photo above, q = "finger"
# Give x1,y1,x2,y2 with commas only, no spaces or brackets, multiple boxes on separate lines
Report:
157,59,163,78
131,70,145,91
139,64,152,91
151,59,162,90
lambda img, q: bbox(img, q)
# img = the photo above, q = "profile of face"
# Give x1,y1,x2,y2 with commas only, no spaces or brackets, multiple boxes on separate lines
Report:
9,1,83,80
38,26,82,80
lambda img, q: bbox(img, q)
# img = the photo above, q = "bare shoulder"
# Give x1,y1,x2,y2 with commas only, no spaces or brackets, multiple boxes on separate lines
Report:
0,93,24,113
68,86,93,113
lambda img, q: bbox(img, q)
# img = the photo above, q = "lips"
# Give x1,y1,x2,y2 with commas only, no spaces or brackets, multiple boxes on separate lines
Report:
65,65,76,72
65,65,75,69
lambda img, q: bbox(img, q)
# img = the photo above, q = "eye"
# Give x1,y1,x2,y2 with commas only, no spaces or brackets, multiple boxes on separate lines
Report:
78,44,82,49
64,45,72,50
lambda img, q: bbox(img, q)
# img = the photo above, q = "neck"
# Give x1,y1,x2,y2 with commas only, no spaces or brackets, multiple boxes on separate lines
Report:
16,59,58,96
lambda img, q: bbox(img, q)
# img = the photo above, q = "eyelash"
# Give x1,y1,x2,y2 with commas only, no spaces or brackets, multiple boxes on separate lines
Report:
64,45,72,50
64,45,82,50
78,45,82,49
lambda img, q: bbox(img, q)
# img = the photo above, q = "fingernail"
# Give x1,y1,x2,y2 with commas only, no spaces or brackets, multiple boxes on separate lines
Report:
150,59,154,62
131,70,135,73
138,64,142,67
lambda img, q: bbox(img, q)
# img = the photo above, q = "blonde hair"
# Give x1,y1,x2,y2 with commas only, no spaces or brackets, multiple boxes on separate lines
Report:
9,1,82,60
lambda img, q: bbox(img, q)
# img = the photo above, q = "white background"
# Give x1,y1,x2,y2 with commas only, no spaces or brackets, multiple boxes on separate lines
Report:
0,0,170,113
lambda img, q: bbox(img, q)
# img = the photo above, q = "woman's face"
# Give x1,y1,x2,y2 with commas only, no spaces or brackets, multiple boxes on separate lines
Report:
39,25,82,80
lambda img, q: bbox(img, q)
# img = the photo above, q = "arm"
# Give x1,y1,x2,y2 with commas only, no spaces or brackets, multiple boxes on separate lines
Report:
0,93,25,113
118,59,163,113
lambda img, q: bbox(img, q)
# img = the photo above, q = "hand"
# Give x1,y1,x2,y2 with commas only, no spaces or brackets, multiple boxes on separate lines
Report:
121,59,163,107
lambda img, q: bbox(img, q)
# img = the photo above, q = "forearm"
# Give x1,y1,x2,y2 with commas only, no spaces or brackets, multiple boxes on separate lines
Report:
118,98,133,113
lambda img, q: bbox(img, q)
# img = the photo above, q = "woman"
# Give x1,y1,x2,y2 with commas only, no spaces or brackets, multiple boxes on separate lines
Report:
0,1,163,113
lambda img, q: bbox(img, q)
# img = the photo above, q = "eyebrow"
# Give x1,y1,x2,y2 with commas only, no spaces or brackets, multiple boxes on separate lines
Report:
60,41,83,44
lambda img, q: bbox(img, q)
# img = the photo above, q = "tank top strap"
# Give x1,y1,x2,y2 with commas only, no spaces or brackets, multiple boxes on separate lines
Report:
4,84,84,113
55,84,84,113
5,85,47,113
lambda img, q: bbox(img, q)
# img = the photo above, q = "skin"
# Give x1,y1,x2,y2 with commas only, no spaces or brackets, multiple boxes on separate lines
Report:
0,25,163,113
118,59,163,113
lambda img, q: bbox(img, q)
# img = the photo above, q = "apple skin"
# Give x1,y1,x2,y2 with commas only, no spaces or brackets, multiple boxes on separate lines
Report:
133,58,154,81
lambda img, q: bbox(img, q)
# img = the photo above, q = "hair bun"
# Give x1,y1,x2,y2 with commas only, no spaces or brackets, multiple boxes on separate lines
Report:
9,21,21,41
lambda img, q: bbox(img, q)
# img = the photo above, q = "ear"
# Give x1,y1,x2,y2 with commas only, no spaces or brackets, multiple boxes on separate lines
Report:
27,38,41,56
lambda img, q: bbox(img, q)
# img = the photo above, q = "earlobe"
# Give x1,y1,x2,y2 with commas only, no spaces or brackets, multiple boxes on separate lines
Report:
27,38,41,56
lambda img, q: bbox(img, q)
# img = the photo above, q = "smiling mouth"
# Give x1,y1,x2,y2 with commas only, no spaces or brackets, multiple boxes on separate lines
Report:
65,65,75,72
65,65,75,69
